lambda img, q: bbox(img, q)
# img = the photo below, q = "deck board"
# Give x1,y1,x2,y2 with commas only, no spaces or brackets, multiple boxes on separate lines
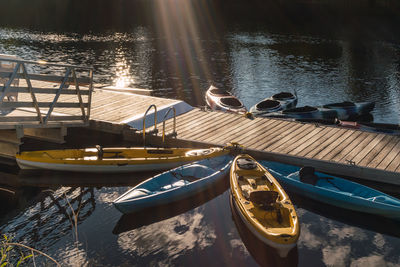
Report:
337,132,378,164
267,123,315,152
296,127,340,157
312,129,354,160
329,131,370,162
232,119,282,145
368,137,399,169
205,117,267,144
380,140,400,171
261,123,305,150
350,133,387,164
187,114,242,141
273,126,324,154
180,111,235,138
288,127,334,155
360,135,395,167
247,120,293,149
305,128,348,158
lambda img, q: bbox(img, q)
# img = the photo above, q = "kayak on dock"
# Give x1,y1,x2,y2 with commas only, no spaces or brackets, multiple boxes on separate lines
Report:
205,85,247,114
260,161,400,220
113,154,233,214
16,146,230,173
293,118,400,135
321,101,375,120
264,105,338,120
230,154,300,258
264,101,374,120
250,91,298,116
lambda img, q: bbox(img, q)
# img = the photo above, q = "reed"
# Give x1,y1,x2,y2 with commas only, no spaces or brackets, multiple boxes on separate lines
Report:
1,234,60,266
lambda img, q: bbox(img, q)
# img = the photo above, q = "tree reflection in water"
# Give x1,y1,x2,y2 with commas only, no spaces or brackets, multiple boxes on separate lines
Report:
0,187,95,252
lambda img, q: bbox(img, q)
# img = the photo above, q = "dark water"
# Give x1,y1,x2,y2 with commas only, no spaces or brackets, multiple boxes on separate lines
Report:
1,1,400,266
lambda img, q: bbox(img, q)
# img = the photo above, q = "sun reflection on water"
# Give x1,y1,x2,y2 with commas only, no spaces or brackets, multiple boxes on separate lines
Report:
113,54,135,88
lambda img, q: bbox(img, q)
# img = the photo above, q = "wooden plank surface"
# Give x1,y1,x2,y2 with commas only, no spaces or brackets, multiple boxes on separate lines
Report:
203,117,266,144
262,122,306,150
247,120,293,149
3,84,400,183
329,131,370,162
312,129,355,160
288,127,334,155
360,135,395,167
304,128,348,158
337,132,378,164
272,126,324,154
379,140,400,171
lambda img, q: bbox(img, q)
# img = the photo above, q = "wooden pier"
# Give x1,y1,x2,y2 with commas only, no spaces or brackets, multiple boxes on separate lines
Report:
0,57,399,185
47,88,400,186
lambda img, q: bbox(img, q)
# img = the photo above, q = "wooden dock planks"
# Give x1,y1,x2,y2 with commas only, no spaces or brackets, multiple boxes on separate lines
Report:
6,86,400,184
158,107,400,184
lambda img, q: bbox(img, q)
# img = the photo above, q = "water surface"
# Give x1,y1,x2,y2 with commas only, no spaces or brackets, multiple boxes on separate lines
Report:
0,2,400,266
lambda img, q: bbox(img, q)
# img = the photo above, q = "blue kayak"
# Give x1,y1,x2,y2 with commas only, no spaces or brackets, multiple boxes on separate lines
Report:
260,161,400,220
113,155,233,214
263,101,374,120
264,106,337,120
321,101,375,120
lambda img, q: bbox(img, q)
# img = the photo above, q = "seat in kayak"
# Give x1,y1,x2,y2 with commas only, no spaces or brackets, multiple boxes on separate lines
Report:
237,157,258,170
249,190,279,210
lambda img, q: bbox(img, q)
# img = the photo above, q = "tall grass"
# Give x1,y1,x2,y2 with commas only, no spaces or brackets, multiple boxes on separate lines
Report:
1,234,60,266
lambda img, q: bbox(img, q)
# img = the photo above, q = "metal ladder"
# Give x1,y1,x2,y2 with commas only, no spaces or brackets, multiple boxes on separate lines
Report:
142,105,178,147
142,104,158,147
162,106,177,144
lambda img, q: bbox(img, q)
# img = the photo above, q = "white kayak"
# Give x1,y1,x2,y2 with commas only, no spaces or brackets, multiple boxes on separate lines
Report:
205,85,247,114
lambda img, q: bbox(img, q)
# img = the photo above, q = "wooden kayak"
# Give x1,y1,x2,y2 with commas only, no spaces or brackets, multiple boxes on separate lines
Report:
16,146,230,173
260,161,400,220
230,154,300,257
113,155,232,214
205,85,247,114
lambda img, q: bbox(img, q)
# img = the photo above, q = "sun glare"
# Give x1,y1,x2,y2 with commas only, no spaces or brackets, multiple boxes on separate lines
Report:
153,0,220,98
113,52,134,88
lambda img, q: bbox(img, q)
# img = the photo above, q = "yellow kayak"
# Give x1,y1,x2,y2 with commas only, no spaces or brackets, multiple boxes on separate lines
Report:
230,154,300,257
16,146,229,173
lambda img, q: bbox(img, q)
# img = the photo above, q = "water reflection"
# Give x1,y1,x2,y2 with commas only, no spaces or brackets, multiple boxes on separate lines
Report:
16,169,159,187
293,195,400,266
0,187,95,252
113,178,229,234
291,193,400,239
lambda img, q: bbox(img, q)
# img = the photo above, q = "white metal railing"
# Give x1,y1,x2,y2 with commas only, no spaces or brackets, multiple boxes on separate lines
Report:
162,106,177,144
142,104,158,146
0,55,93,128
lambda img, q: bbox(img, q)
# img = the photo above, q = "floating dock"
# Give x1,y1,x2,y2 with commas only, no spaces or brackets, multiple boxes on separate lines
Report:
0,58,399,185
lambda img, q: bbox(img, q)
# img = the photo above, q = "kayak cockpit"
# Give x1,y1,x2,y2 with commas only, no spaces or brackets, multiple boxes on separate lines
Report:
220,97,244,108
